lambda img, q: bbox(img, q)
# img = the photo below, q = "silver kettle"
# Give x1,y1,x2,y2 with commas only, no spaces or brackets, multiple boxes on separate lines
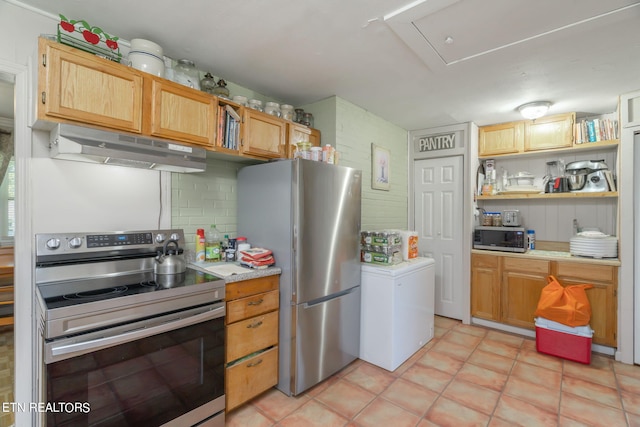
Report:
154,239,186,275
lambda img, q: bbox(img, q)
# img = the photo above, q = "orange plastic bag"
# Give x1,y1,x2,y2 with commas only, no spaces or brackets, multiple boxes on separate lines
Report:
534,275,593,327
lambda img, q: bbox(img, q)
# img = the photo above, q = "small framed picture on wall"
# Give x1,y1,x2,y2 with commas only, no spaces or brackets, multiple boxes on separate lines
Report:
371,143,390,191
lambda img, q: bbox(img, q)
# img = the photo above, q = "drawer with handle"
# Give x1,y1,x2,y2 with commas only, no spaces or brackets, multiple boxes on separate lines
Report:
226,346,278,411
226,290,279,324
226,310,278,362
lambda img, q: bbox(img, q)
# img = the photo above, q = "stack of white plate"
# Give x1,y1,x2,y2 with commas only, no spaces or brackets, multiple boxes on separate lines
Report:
570,232,618,258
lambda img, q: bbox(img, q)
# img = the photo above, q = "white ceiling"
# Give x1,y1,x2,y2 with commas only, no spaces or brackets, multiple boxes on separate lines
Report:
7,0,640,130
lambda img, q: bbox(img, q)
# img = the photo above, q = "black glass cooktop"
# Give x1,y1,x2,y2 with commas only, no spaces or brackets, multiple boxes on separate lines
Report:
39,267,222,310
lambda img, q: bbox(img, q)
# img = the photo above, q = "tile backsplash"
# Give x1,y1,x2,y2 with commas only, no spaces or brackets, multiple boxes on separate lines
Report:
172,158,242,253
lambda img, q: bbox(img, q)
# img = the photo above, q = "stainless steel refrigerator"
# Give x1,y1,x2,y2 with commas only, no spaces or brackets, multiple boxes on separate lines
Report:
238,159,362,396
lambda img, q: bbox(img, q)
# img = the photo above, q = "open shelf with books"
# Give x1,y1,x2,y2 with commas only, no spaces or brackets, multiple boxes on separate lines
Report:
213,99,243,155
575,112,619,145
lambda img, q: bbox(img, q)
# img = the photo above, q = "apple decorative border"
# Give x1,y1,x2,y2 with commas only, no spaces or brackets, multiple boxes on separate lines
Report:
57,14,122,62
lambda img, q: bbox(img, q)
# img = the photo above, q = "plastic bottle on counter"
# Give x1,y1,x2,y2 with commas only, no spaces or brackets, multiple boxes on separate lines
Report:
322,144,335,164
236,236,250,262
222,234,229,261
226,237,237,262
527,230,536,250
195,228,205,262
205,224,222,262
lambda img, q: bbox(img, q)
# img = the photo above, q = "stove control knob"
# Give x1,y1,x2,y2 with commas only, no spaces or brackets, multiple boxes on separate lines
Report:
46,238,60,250
155,233,167,244
170,233,180,242
68,237,83,249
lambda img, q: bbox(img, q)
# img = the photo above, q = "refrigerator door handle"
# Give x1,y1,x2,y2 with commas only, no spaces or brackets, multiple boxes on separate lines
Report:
301,286,359,309
293,224,297,252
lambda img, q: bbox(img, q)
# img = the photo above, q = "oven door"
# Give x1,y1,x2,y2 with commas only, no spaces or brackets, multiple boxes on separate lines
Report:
44,303,225,427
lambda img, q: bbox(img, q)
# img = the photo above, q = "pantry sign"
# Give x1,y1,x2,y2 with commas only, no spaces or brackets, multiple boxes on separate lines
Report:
416,132,456,152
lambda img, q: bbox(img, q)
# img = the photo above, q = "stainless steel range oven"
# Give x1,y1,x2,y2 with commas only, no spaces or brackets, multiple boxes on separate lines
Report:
35,230,225,427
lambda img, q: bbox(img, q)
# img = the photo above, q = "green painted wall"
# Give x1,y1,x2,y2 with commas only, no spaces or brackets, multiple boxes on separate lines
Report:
303,96,408,230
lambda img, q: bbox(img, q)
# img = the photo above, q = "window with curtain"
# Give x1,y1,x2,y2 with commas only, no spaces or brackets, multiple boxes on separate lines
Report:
0,130,14,242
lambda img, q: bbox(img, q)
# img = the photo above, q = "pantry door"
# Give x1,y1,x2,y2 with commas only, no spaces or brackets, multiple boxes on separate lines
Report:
414,156,464,320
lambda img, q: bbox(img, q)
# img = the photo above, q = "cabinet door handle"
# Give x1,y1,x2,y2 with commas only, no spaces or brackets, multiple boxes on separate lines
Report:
247,320,263,329
247,359,263,368
248,299,264,306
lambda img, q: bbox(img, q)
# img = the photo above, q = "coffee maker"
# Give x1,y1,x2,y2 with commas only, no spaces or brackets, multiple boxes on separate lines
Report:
565,160,609,192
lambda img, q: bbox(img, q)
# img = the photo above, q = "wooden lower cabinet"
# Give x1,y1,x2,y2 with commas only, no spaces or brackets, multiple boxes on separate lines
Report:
471,253,617,346
226,346,278,412
553,262,618,347
501,258,549,329
225,275,279,412
470,254,500,321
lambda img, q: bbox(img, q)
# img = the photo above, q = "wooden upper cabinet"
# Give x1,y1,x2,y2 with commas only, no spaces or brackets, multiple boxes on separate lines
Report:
242,109,286,159
478,121,524,157
144,78,216,147
479,113,576,157
524,112,575,152
286,123,321,158
38,38,143,133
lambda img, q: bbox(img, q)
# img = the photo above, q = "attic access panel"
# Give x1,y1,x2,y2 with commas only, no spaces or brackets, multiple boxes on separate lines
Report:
384,0,640,68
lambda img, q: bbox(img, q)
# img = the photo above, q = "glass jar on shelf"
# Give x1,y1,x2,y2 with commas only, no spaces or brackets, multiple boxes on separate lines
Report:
264,102,281,117
200,72,216,95
213,79,230,99
281,104,294,121
294,142,311,159
482,212,494,226
295,108,305,123
492,213,502,227
302,112,314,128
174,59,200,90
232,95,248,107
248,99,263,112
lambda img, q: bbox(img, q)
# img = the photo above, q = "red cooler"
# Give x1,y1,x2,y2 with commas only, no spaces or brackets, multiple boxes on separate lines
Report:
535,317,593,364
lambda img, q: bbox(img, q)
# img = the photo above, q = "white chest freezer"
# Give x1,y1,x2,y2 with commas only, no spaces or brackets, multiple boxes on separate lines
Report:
360,257,435,371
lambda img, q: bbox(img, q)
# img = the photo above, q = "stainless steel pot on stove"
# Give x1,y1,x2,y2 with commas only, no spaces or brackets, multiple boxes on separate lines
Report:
155,239,187,275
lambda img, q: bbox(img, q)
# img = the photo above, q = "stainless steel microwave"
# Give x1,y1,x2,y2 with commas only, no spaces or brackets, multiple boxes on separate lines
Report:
473,226,527,253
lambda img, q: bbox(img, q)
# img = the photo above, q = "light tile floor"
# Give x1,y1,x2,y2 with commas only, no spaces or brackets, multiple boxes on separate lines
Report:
227,316,640,427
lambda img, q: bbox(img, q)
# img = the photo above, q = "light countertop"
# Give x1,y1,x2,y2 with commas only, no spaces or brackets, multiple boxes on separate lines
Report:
471,248,620,266
189,261,281,283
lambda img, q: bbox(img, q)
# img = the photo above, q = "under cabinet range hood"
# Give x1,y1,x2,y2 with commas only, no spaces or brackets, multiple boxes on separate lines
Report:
49,124,207,173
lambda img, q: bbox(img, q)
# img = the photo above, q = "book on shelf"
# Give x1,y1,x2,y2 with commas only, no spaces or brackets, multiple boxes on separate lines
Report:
575,116,619,144
216,105,225,147
214,104,242,149
604,170,616,192
225,104,241,122
586,120,596,142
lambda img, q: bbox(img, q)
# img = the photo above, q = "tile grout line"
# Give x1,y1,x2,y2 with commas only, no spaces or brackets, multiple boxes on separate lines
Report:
482,333,522,425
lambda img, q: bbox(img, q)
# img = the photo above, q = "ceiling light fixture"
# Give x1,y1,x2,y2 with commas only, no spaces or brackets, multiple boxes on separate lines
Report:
517,101,552,120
